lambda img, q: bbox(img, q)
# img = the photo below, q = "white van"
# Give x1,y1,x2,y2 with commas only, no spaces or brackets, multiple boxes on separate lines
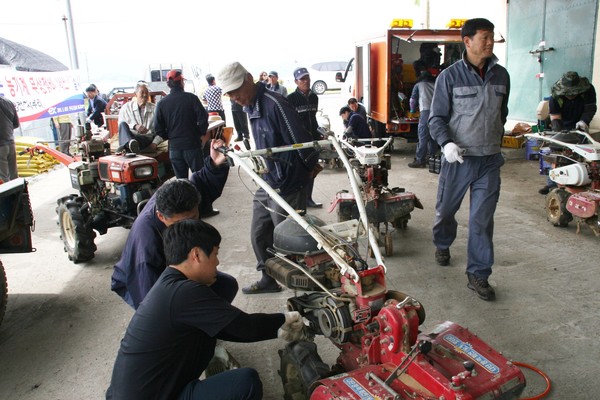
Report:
146,63,203,95
308,61,349,94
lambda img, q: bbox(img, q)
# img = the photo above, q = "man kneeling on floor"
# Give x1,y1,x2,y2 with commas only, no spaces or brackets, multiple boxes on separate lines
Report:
106,219,306,400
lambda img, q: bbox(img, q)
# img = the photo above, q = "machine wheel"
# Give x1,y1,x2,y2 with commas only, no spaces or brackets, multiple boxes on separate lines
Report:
56,198,97,263
384,233,393,256
311,81,327,95
0,260,7,326
546,188,573,227
279,341,330,400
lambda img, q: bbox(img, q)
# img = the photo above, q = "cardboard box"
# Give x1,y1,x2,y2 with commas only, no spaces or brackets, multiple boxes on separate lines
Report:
502,135,525,148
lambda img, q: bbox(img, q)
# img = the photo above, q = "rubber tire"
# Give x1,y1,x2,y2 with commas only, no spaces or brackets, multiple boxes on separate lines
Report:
546,188,573,227
0,260,7,327
56,198,97,263
279,341,330,400
311,81,327,95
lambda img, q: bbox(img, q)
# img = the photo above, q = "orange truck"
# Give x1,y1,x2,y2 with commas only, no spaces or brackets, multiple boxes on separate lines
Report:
336,19,466,142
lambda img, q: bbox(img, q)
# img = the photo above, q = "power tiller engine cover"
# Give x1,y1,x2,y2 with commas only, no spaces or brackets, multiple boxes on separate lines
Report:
265,214,362,291
311,320,526,400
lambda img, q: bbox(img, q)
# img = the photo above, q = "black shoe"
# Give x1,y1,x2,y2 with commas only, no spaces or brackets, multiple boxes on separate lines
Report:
202,208,220,218
538,185,551,195
307,200,323,208
234,137,243,142
467,273,496,301
128,139,140,154
435,248,450,266
408,161,426,168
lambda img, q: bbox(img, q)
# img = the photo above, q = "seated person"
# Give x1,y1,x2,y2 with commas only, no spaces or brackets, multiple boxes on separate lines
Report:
117,83,163,154
105,219,305,400
111,139,230,309
339,106,371,140
347,97,367,122
539,71,597,194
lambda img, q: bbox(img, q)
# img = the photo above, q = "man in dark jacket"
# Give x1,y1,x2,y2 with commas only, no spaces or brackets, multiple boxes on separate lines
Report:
106,219,305,400
154,71,207,175
218,61,319,294
110,139,231,309
287,67,323,208
85,84,107,129
339,106,371,139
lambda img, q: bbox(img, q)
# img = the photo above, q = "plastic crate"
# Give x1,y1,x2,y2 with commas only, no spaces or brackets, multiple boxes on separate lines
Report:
502,135,525,149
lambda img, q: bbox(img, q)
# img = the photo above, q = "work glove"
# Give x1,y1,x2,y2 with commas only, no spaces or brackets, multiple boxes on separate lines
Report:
283,311,304,331
443,142,464,164
575,120,589,132
277,311,306,342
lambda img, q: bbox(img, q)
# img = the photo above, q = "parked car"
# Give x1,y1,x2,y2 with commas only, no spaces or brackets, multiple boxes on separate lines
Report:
309,61,349,94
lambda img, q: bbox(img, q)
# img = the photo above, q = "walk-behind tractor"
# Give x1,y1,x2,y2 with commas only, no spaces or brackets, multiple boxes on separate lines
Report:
329,137,422,256
221,135,527,400
21,121,226,263
526,130,600,235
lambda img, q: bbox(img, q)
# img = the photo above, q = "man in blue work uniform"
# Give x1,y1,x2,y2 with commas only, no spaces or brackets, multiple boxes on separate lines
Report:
429,18,510,301
217,61,319,294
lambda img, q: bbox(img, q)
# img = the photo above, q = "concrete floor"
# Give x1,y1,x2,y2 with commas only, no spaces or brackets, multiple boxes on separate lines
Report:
1,94,599,399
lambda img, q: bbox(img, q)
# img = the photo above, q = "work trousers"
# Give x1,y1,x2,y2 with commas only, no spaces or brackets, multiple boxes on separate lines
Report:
231,109,250,139
250,187,306,271
170,148,205,179
415,110,437,164
58,123,72,154
432,153,504,278
178,368,262,400
118,122,154,150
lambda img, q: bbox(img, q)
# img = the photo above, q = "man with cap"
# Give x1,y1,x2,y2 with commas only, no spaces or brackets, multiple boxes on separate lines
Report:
538,71,597,194
154,70,212,196
428,18,510,301
287,67,323,208
339,106,371,140
217,61,319,294
265,71,288,97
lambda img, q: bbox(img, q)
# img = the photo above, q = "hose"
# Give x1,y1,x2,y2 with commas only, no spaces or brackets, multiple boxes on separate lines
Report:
512,361,551,399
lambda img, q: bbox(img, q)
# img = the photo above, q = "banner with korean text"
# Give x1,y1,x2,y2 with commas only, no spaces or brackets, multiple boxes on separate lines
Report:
0,69,84,123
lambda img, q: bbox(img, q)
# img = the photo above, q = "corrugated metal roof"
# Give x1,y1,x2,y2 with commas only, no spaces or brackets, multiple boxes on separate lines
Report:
0,37,67,72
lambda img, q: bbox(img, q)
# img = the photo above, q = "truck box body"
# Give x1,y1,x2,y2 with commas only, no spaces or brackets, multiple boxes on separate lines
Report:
339,27,464,142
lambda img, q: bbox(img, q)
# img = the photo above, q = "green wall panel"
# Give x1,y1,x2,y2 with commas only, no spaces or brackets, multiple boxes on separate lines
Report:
507,0,598,122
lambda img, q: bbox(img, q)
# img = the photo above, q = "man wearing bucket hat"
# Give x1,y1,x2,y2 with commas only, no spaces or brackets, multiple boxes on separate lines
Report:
538,71,597,195
217,61,319,294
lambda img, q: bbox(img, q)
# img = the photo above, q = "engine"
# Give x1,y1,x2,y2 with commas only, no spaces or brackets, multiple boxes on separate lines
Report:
265,214,363,291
